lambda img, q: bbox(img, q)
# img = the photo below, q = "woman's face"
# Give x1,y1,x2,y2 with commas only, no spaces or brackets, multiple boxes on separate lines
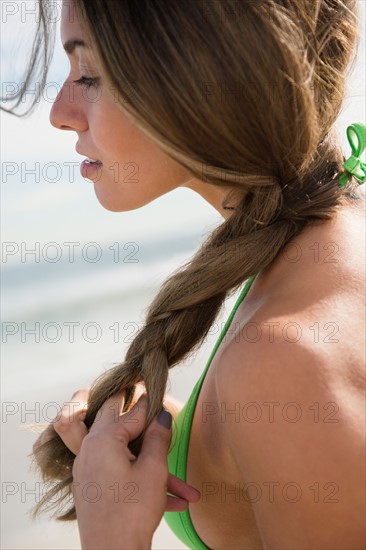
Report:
50,1,193,212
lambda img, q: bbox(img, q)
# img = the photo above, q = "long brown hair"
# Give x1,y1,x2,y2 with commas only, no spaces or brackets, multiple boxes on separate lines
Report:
3,0,363,520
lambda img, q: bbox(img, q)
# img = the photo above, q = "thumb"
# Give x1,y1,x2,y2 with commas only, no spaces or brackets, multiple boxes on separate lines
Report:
137,409,172,468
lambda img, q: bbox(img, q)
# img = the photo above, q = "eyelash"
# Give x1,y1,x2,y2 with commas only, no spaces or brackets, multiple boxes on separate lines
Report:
72,76,100,89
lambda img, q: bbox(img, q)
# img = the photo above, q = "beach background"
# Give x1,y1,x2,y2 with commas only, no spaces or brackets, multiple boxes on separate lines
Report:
1,1,365,548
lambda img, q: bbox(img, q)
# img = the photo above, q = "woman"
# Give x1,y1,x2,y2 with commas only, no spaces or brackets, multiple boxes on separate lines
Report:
4,0,365,548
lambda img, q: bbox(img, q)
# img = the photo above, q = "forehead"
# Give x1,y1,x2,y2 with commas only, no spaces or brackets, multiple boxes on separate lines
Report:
61,0,85,44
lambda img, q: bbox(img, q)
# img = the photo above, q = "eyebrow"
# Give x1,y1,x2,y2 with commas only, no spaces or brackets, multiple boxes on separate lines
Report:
63,39,89,54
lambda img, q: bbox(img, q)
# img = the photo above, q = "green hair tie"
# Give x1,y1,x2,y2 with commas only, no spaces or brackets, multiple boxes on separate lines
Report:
339,122,366,188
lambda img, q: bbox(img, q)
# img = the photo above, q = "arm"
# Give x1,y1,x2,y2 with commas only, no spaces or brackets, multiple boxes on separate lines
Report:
216,335,365,549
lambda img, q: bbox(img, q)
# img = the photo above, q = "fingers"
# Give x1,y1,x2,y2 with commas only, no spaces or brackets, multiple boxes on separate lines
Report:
33,387,142,457
51,387,134,454
91,394,168,451
137,408,172,471
90,384,145,433
52,387,90,455
165,474,201,512
137,408,201,510
91,390,126,431
166,494,190,512
167,474,201,504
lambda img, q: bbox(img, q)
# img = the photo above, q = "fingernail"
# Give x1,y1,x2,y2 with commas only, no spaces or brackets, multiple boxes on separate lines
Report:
157,410,172,429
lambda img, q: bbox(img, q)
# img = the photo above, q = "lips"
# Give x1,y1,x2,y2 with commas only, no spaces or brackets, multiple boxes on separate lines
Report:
80,159,103,179
85,158,102,164
76,146,102,163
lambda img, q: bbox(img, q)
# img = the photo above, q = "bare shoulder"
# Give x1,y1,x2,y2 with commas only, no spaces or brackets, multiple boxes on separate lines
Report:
213,195,365,548
218,192,365,388
216,337,365,547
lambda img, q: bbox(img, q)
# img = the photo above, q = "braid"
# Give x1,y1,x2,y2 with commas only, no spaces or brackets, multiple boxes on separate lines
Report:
31,134,358,520
26,0,361,521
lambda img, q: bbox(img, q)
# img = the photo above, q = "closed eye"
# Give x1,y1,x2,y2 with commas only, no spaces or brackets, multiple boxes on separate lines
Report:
72,76,100,89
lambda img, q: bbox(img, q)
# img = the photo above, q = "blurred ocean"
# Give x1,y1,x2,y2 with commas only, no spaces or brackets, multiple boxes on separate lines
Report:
2,232,203,324
1,1,365,549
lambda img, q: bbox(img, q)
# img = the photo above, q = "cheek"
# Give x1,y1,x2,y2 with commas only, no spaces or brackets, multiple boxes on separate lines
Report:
86,98,190,211
90,109,180,186
90,105,147,164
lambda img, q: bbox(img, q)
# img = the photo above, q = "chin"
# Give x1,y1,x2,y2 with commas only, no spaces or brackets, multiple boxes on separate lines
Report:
93,184,152,212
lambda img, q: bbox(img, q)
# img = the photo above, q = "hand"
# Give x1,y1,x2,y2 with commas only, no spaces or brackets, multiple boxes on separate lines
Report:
32,385,146,455
32,387,91,455
72,392,199,549
32,387,199,514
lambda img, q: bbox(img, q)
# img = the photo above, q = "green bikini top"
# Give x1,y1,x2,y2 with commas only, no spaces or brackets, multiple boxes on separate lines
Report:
164,274,257,549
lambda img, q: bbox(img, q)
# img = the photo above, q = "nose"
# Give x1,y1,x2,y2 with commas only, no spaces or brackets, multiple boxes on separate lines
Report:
49,80,88,132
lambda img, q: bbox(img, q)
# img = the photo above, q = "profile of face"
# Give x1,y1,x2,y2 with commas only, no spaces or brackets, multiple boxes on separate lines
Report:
50,0,193,212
